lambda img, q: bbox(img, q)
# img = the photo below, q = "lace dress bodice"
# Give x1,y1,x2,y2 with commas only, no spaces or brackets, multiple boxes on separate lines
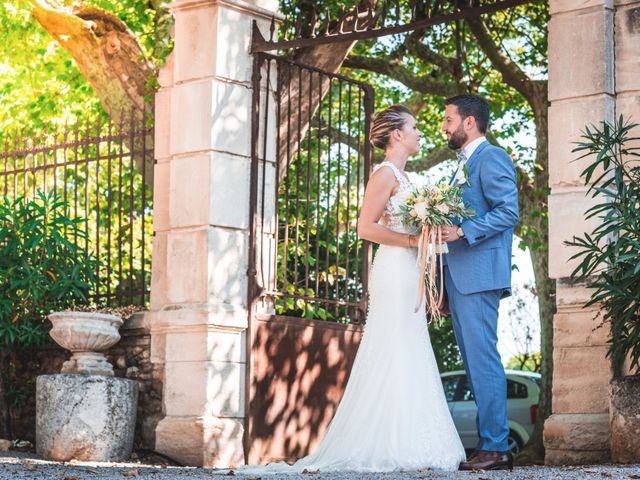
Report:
373,161,418,235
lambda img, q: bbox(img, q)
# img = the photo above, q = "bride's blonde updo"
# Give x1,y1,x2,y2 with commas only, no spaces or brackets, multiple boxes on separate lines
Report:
369,105,413,150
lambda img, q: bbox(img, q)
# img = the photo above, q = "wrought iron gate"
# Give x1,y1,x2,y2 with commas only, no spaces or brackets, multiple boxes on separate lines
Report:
245,52,375,463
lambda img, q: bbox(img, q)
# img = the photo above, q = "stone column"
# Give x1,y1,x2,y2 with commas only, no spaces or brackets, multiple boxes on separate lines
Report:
615,2,640,153
544,0,615,465
546,0,640,465
149,0,278,467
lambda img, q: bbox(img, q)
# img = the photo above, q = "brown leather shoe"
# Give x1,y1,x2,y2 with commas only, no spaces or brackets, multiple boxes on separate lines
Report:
459,450,513,471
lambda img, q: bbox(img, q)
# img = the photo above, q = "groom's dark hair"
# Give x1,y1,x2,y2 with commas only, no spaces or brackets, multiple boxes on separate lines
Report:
444,95,490,134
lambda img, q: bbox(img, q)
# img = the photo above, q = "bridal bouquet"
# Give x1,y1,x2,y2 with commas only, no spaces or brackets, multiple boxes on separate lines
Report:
400,184,475,319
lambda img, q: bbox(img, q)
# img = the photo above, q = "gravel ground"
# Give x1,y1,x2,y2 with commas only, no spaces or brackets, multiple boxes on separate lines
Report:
0,452,639,480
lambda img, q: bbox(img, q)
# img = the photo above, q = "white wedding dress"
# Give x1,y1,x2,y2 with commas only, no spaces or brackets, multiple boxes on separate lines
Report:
234,161,466,474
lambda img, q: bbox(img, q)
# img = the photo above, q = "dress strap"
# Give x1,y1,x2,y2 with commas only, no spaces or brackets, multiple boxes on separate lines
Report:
374,161,409,185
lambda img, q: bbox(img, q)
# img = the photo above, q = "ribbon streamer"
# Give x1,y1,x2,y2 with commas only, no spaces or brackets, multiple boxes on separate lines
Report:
414,225,447,322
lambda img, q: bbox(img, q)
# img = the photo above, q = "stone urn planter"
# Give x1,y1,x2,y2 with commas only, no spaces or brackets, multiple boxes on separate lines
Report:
36,311,138,462
610,375,640,463
48,311,123,376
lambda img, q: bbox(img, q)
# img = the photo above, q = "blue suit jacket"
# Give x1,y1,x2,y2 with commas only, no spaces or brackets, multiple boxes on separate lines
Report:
444,141,519,298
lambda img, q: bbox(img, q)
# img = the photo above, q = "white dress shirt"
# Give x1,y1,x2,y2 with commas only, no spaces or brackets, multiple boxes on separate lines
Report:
460,135,487,161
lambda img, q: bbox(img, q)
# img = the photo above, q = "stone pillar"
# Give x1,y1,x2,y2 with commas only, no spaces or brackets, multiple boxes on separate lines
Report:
615,2,640,152
546,0,640,465
149,0,278,467
544,0,616,465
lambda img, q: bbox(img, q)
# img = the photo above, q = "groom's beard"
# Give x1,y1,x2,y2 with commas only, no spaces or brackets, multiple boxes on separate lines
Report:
447,125,468,150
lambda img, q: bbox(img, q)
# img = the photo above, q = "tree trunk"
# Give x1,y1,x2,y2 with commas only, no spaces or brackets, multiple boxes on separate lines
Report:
277,0,377,182
515,84,553,465
0,352,10,440
29,1,153,117
29,0,155,186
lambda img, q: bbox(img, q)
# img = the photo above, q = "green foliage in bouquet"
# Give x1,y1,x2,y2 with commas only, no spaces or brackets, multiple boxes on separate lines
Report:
400,184,476,231
0,191,99,349
565,116,640,376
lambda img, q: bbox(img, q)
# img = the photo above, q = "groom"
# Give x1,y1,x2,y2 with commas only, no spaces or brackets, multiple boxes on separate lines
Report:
439,95,519,471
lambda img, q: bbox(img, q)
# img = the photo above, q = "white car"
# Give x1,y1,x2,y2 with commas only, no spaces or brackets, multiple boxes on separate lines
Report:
440,369,541,455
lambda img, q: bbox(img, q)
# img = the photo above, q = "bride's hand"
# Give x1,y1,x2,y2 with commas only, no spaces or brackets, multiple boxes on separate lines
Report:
408,235,419,248
440,225,458,243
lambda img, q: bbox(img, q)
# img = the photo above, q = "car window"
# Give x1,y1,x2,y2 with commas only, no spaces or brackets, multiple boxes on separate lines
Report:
441,376,460,402
507,379,528,399
459,376,474,401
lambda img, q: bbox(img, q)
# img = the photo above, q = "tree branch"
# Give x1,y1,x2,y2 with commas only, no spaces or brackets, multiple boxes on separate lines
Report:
404,31,462,78
406,147,456,172
465,15,535,103
343,55,460,97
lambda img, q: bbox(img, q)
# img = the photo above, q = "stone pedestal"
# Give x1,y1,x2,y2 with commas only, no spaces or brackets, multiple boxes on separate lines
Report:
149,0,279,467
36,374,138,462
610,376,640,463
544,413,611,465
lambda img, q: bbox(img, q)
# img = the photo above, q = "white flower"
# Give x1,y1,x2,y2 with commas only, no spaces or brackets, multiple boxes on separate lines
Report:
435,203,450,215
455,169,467,185
414,202,427,219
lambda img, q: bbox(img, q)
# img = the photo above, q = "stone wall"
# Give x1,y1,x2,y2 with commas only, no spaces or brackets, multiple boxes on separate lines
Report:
9,312,161,452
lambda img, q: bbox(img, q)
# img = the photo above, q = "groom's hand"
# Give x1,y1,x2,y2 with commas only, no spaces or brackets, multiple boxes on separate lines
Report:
441,225,461,243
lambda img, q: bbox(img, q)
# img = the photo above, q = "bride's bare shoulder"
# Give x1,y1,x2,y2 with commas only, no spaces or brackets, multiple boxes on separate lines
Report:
369,165,397,187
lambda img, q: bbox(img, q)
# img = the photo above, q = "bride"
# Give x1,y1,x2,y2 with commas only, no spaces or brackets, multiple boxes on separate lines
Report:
234,105,466,474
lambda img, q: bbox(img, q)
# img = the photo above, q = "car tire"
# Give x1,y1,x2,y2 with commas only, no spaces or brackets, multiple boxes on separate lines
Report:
508,430,524,455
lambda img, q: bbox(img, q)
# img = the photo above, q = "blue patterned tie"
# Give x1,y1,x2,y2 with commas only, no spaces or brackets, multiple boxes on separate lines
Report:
448,150,467,186
456,149,467,166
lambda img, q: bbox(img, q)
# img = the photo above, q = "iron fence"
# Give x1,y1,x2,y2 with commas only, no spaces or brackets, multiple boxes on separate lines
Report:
0,111,153,306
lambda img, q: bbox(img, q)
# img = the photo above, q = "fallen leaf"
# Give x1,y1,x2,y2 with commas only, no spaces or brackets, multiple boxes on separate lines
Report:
417,468,432,472
13,440,33,451
302,469,320,474
122,469,140,477
629,475,640,479
56,472,67,478
601,473,612,478
64,477,81,480
224,470,236,476
84,469,99,474
24,463,39,471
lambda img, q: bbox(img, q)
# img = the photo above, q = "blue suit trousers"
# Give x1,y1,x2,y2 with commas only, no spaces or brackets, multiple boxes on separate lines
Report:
444,265,509,453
